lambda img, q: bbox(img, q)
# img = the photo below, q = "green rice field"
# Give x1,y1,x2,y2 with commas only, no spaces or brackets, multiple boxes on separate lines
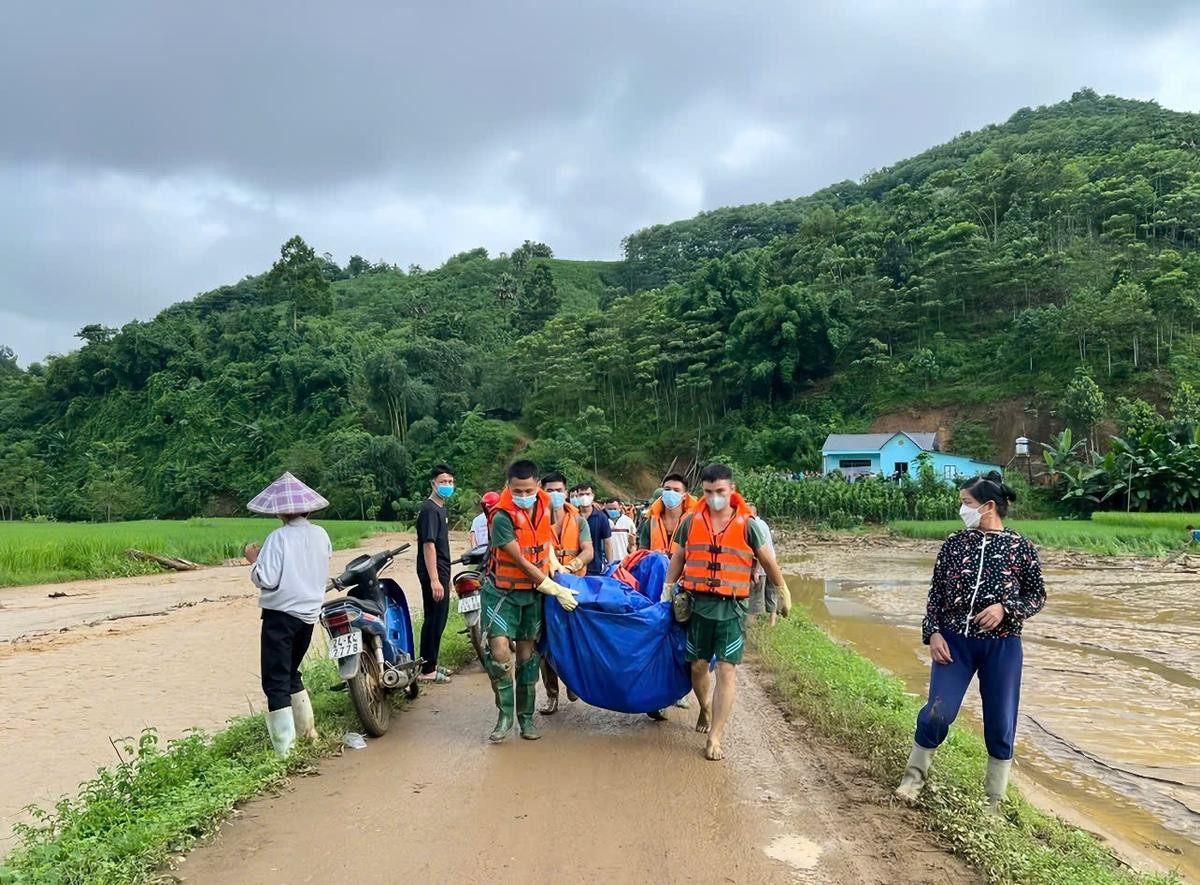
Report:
889,514,1194,556
0,518,401,587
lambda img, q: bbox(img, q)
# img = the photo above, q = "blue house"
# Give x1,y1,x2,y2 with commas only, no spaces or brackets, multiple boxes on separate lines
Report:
820,432,1001,482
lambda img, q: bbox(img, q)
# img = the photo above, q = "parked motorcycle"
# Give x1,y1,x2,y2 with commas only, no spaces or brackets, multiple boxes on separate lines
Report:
319,543,420,737
452,543,490,667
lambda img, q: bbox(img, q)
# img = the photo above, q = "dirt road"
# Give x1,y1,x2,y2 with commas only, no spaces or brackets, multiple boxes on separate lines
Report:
176,662,975,884
0,531,467,849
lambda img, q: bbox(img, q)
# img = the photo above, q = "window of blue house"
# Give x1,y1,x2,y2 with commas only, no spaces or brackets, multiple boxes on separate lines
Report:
944,465,957,480
839,459,871,468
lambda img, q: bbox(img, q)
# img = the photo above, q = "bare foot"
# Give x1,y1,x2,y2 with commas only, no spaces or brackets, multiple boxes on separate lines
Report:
539,696,559,715
695,708,711,733
705,739,725,761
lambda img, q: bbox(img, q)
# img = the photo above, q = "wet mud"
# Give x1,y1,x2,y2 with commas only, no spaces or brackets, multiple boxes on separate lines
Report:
787,537,1200,881
175,664,975,884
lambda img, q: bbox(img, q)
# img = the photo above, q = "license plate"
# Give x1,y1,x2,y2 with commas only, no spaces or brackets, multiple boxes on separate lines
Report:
458,594,481,614
328,630,362,659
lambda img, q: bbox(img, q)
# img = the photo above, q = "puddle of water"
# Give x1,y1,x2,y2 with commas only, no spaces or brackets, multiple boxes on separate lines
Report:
764,833,822,871
788,564,1200,881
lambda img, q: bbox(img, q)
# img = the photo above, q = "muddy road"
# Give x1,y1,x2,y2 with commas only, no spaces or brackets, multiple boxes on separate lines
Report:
176,662,974,885
0,531,467,849
788,533,1200,881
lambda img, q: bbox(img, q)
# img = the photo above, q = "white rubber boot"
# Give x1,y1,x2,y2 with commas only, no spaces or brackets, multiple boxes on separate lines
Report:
266,707,297,758
985,756,1013,815
291,690,318,741
895,743,935,802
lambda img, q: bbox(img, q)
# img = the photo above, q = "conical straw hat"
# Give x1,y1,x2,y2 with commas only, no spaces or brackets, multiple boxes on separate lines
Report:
247,472,329,515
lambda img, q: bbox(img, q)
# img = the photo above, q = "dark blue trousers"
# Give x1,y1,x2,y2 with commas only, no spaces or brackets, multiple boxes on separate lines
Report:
915,629,1023,760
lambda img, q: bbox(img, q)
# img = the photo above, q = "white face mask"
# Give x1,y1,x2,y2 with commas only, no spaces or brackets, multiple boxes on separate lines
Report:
576,493,594,508
707,494,729,512
959,503,983,529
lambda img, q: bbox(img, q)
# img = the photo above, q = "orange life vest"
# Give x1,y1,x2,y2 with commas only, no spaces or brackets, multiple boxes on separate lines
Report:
552,503,585,568
679,492,756,598
488,488,554,591
645,492,698,552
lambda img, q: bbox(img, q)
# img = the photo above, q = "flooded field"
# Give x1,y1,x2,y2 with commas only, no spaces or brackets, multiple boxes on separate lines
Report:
785,540,1200,881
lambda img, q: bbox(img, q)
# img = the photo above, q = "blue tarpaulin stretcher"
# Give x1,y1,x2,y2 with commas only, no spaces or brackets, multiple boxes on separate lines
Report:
540,552,690,714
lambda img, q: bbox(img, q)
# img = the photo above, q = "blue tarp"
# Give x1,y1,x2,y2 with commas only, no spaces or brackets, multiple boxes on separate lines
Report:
541,552,690,714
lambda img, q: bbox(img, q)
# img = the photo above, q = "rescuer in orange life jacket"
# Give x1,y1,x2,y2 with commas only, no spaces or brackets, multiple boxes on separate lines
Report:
639,472,696,552
479,459,580,742
664,462,791,761
538,470,593,714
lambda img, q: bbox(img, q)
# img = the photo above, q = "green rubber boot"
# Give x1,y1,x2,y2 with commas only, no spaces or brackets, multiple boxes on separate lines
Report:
517,655,541,740
489,677,515,743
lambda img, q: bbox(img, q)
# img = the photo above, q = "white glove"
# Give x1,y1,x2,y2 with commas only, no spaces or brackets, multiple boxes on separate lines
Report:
537,576,580,612
547,547,565,576
661,581,679,603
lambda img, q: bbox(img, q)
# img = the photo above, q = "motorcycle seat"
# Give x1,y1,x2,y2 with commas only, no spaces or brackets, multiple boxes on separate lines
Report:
353,597,386,617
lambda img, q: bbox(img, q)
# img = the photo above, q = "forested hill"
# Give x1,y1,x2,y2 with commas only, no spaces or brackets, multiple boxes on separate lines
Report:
3,89,1200,522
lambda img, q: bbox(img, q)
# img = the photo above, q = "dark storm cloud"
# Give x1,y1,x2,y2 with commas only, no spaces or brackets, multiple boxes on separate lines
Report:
1,1,1198,363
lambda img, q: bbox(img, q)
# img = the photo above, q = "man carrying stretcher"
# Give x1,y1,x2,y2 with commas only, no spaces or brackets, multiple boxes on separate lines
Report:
665,463,791,761
480,459,580,743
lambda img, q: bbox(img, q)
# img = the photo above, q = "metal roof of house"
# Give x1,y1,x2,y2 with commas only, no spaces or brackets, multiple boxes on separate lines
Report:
821,432,939,452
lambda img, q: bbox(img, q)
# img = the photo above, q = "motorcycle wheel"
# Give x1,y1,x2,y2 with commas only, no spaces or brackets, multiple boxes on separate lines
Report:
347,648,391,737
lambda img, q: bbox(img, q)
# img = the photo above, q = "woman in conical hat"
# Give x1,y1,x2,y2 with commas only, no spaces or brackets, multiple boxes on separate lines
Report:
244,473,333,758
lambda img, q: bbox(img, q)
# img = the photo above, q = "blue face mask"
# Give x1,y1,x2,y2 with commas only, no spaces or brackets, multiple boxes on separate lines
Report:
606,509,621,519
548,491,567,509
512,493,538,509
661,489,684,510
436,483,455,499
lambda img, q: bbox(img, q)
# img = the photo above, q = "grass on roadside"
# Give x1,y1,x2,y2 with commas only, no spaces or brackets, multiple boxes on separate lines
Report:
0,518,402,587
0,612,474,885
887,518,1185,556
753,613,1179,884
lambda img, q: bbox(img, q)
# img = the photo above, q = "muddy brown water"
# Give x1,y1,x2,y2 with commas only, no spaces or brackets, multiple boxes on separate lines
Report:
789,542,1200,882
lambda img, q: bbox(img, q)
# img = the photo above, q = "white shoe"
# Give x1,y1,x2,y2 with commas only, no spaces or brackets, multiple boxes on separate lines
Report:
291,690,318,741
266,707,297,758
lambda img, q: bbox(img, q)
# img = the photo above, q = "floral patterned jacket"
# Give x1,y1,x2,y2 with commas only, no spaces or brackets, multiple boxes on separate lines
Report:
921,528,1046,644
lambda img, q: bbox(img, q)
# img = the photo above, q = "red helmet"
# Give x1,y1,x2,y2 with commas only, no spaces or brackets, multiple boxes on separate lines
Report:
480,491,501,512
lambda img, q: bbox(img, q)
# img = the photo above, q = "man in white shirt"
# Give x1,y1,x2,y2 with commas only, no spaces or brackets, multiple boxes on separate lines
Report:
471,491,499,548
604,495,637,563
244,472,333,758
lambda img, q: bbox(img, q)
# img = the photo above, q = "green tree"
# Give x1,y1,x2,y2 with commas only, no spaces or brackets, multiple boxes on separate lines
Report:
1061,368,1106,452
516,264,561,334
265,235,333,320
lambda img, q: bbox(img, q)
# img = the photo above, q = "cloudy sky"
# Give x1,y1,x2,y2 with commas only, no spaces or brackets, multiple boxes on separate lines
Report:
3,1,1199,364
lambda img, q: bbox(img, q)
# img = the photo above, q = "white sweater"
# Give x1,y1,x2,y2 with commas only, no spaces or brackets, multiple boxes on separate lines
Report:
250,517,333,623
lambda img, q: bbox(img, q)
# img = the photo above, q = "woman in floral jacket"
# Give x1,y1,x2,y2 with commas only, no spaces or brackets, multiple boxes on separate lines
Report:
895,471,1046,814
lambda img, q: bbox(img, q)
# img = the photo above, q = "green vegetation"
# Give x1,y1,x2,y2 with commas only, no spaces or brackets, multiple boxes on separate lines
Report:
4,91,1200,521
888,517,1184,556
0,518,399,587
739,467,958,528
0,614,474,884
1091,511,1200,530
753,613,1177,884
1040,384,1200,515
